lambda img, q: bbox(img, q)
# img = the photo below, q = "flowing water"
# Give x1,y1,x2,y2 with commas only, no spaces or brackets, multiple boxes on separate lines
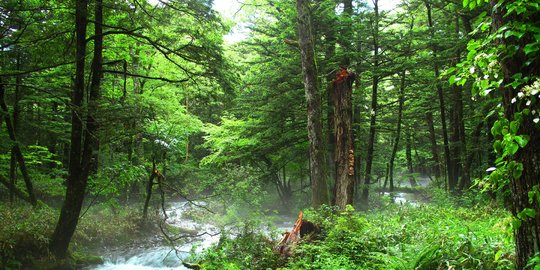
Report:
88,201,219,270
88,190,421,269
88,201,292,270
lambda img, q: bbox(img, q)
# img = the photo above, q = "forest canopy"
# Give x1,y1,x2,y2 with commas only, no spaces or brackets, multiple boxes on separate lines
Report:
0,0,539,269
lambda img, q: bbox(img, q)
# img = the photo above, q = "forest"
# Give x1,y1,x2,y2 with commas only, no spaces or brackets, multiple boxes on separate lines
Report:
0,0,539,269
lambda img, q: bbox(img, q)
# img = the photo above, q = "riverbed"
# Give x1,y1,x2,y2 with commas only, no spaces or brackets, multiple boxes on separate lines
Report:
88,191,418,269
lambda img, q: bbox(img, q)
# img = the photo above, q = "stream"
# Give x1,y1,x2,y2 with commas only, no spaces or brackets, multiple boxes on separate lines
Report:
88,201,292,270
88,191,419,269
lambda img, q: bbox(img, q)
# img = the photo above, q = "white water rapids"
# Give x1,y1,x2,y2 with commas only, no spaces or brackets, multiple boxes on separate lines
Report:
88,201,221,270
88,201,294,269
88,191,419,269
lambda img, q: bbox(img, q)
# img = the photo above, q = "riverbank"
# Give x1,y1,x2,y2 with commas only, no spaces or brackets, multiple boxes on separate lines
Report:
0,203,160,269
191,191,515,269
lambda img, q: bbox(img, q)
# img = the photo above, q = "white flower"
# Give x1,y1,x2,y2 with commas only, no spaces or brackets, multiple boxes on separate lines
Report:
532,89,539,96
534,118,540,124
526,100,531,106
533,110,537,115
469,67,475,74
511,97,517,104
486,167,496,172
518,92,524,98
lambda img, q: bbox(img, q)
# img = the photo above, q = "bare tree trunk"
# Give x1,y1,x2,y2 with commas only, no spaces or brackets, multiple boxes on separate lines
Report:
323,27,336,202
452,17,470,191
143,159,157,222
425,112,442,179
389,70,406,192
0,78,37,206
362,0,380,203
424,0,453,190
332,69,355,208
9,53,22,204
296,0,329,207
405,130,417,187
50,0,101,258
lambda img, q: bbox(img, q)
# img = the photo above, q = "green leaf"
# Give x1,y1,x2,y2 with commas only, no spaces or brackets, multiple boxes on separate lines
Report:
463,0,469,8
524,43,539,55
491,121,502,136
514,135,529,148
449,75,457,84
494,249,503,262
510,121,520,134
522,208,536,218
507,142,519,155
493,140,503,153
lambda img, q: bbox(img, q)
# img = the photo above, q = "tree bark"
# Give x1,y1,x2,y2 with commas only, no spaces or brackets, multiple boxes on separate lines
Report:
405,130,417,187
389,70,406,192
362,0,380,203
424,0,453,190
143,160,158,222
297,0,329,207
49,0,99,258
490,1,540,268
0,78,37,206
332,69,355,208
9,53,22,204
425,111,442,179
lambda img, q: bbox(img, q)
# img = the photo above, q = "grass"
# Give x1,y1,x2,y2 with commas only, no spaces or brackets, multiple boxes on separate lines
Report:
0,203,159,269
193,190,516,270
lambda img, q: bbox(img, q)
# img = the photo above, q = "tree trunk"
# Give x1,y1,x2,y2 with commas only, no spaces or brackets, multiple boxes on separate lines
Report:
296,0,329,207
9,54,22,204
424,0,453,190
323,24,336,201
143,160,157,222
425,111,441,179
0,174,32,204
452,17,470,191
389,70,406,192
0,78,37,206
405,130,417,187
362,0,380,204
49,0,98,258
332,68,355,209
490,1,540,268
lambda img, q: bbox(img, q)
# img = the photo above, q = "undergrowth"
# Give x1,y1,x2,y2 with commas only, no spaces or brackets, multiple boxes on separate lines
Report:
194,191,515,269
0,203,157,269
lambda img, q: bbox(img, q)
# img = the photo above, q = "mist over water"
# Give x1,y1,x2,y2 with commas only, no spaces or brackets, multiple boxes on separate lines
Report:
88,201,294,270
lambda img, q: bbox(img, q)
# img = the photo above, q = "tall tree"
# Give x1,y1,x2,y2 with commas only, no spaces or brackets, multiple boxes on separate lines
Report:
362,0,381,203
388,70,406,192
296,0,329,207
490,1,540,267
332,68,355,208
424,0,453,190
49,0,100,257
0,78,37,206
456,0,540,267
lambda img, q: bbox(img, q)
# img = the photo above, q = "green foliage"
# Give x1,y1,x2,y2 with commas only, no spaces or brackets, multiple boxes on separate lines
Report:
193,224,282,270
73,206,153,250
194,192,514,270
0,203,155,269
0,205,56,269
